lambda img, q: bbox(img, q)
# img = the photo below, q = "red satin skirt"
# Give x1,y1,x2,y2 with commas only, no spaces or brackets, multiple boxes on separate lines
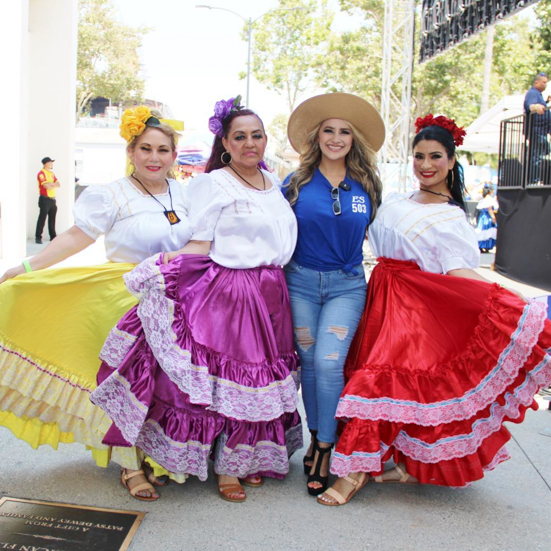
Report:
331,258,551,487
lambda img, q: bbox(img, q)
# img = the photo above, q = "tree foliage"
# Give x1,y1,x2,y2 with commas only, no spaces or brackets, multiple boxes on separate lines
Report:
248,0,544,156
77,0,149,116
311,1,542,128
316,0,383,102
534,0,551,57
245,0,333,113
268,113,291,155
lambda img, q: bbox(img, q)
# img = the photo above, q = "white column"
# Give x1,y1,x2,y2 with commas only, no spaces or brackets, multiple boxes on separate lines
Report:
0,1,29,264
27,0,78,239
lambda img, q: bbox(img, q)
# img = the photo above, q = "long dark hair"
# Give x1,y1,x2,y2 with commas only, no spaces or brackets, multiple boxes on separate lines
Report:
204,109,265,173
412,125,467,211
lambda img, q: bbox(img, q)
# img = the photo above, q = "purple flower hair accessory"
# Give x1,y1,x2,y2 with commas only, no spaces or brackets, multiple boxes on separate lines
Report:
208,95,243,138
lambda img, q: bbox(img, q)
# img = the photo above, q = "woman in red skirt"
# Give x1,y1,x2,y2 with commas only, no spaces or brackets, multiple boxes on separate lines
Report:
318,115,551,506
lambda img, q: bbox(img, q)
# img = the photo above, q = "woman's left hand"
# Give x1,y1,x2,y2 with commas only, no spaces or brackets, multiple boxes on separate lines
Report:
162,251,180,264
0,264,26,285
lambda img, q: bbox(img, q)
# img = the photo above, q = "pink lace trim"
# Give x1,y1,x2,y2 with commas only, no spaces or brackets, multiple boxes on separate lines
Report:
285,423,303,457
124,256,299,422
484,444,511,473
395,353,550,463
331,444,390,477
137,419,212,481
123,254,164,298
214,425,302,478
99,327,138,369
449,445,511,489
89,371,147,444
331,353,550,477
337,301,548,426
332,443,511,482
130,420,301,481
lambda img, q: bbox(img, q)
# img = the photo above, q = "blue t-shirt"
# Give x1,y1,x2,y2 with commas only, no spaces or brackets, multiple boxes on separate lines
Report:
284,168,372,273
524,87,550,130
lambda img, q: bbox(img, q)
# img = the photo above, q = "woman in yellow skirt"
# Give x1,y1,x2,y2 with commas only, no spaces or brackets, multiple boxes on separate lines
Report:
0,107,190,500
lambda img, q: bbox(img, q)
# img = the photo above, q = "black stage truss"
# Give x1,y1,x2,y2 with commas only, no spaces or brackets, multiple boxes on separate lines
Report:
420,0,538,62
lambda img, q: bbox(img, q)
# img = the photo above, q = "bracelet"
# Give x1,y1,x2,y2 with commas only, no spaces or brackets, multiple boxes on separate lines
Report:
22,259,33,273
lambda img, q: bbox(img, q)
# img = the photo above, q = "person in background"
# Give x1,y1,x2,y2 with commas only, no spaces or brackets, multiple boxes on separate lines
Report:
283,92,384,497
524,72,551,184
35,156,60,244
476,184,498,253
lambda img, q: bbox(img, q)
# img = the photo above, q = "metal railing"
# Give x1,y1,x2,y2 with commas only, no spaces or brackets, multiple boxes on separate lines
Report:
498,110,551,190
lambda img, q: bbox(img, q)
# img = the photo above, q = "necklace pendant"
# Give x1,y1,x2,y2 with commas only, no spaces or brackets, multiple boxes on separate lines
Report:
164,210,181,225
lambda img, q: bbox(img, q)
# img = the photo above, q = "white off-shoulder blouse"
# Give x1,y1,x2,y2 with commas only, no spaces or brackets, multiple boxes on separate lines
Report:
368,193,479,274
73,177,191,263
187,168,297,269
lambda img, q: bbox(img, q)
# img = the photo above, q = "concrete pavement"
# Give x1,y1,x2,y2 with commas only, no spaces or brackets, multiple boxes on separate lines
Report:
0,244,550,550
1,402,550,551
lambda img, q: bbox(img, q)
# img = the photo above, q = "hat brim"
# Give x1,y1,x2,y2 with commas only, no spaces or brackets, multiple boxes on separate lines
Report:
287,93,385,154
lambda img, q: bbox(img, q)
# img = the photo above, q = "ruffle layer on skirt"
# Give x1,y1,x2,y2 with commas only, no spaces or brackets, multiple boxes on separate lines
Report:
332,258,551,486
91,254,302,480
0,264,137,453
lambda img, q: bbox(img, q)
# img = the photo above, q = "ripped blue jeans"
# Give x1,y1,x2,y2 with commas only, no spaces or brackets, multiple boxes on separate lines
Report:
284,259,367,444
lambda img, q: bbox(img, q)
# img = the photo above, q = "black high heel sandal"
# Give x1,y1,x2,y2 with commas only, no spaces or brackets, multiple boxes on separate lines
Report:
307,441,333,496
303,429,318,475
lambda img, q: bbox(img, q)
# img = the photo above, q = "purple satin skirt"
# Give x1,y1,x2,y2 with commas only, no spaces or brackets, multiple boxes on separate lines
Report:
90,254,302,480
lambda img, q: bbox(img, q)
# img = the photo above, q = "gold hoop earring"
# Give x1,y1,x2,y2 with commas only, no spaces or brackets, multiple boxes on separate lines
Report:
221,151,232,165
448,170,454,189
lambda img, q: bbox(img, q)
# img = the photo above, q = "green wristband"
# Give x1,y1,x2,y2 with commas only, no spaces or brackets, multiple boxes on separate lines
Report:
22,259,32,273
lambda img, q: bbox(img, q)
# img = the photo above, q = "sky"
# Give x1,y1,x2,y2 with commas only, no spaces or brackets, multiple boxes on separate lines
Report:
111,0,357,135
111,0,538,138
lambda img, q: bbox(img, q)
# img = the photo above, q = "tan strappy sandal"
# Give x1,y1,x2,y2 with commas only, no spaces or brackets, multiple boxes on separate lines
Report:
121,469,159,502
142,462,170,487
240,475,263,488
373,465,418,484
317,473,369,507
218,482,247,503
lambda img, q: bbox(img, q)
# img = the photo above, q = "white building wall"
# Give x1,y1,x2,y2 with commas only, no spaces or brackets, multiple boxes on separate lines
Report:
75,128,127,187
26,0,78,239
0,2,29,263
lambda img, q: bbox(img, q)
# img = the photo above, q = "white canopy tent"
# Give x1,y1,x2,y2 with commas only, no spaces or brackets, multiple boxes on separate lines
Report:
459,95,525,154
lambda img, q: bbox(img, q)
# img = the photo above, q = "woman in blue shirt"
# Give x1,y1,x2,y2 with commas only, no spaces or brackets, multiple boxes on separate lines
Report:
284,93,385,496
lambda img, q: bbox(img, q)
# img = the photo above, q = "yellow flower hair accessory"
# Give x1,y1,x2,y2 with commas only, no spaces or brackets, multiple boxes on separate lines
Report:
120,106,161,143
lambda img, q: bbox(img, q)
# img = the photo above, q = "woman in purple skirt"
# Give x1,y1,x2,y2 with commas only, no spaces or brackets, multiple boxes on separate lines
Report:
91,96,302,503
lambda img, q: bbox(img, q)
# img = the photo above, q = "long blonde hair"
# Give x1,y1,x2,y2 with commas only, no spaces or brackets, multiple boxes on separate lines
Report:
286,121,383,220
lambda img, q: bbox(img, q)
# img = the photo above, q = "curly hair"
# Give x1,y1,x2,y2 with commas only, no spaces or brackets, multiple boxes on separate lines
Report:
285,121,383,221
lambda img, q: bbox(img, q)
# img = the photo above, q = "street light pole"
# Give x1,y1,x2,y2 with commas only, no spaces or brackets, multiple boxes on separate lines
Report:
246,18,252,108
196,5,305,108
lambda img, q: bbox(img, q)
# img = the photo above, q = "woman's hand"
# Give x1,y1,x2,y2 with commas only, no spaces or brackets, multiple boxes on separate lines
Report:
162,251,180,264
0,264,26,285
162,240,212,264
0,226,94,285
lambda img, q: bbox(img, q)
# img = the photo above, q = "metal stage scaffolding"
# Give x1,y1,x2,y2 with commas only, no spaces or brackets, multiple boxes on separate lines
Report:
380,0,416,192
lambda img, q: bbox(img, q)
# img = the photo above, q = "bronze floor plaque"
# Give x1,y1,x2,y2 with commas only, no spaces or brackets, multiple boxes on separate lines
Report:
0,497,145,551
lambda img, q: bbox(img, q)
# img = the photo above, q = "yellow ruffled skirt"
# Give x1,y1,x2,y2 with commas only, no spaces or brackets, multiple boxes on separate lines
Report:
0,262,188,482
0,266,128,459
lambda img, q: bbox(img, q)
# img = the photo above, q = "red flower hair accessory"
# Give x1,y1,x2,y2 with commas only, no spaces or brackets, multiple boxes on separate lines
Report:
414,114,466,147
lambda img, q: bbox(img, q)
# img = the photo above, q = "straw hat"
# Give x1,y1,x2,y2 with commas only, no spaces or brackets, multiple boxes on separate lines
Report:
287,92,385,154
